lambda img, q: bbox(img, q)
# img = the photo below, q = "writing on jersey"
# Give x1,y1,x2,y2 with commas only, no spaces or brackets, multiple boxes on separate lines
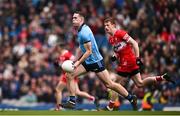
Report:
109,30,136,67
113,41,127,52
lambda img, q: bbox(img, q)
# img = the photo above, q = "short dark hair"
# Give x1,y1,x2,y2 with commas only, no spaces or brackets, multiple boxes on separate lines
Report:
104,17,116,25
74,11,84,18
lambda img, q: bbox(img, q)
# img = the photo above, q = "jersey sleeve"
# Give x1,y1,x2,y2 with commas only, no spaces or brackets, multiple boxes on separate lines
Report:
116,30,130,42
80,27,91,43
81,33,91,43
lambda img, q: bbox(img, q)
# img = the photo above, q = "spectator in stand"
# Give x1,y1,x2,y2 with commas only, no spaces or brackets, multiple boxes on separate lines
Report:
0,0,179,106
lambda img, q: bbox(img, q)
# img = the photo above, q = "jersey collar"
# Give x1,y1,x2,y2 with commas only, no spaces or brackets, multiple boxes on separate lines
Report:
78,23,85,32
112,29,118,37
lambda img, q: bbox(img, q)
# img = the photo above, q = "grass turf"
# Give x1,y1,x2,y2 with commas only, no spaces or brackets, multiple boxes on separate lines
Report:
0,111,180,115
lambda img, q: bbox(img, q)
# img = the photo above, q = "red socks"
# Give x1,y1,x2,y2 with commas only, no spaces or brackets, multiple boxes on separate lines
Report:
108,101,115,109
155,76,163,82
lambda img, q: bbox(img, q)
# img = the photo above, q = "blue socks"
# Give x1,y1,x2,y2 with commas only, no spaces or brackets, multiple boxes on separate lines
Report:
69,96,76,103
125,94,133,101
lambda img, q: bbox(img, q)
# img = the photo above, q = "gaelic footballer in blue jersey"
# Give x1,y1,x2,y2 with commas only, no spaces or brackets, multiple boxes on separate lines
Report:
61,11,138,110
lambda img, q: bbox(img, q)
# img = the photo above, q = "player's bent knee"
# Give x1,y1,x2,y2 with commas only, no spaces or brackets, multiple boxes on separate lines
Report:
75,90,81,95
55,84,64,92
105,81,114,89
55,87,60,93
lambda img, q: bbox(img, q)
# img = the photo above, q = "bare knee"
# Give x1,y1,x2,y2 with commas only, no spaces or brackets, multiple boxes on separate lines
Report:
55,87,61,93
55,84,63,93
75,90,81,96
104,81,114,89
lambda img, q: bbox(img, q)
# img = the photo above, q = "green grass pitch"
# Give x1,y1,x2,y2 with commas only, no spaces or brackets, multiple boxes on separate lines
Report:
0,111,180,116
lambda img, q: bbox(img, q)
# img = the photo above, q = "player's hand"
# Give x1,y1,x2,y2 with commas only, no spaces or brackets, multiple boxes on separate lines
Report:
73,60,80,70
136,57,143,67
111,55,117,62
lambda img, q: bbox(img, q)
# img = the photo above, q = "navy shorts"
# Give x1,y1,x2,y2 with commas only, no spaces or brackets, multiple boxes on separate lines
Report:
82,60,105,73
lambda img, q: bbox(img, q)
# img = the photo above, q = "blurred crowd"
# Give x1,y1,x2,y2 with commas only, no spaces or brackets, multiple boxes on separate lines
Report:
0,0,180,106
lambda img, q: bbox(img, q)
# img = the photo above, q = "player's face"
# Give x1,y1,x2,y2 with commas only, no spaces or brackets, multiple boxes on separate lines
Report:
72,13,82,27
104,22,115,35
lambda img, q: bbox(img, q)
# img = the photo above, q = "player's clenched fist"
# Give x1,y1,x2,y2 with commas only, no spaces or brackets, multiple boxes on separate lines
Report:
111,55,117,62
136,57,143,67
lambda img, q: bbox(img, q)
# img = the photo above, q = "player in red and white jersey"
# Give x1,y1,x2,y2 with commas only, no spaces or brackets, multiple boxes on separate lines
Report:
54,43,95,110
108,30,139,73
103,17,175,111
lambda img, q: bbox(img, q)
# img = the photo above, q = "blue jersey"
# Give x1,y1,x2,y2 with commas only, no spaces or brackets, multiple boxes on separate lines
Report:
77,24,103,64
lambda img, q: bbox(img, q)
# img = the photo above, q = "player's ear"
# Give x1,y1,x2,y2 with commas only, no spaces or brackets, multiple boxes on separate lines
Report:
81,16,84,22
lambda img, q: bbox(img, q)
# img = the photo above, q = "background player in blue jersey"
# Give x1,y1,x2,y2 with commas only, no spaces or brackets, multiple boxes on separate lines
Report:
62,11,138,110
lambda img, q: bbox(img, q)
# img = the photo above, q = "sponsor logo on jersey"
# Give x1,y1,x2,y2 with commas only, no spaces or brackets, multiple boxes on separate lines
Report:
113,41,127,52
